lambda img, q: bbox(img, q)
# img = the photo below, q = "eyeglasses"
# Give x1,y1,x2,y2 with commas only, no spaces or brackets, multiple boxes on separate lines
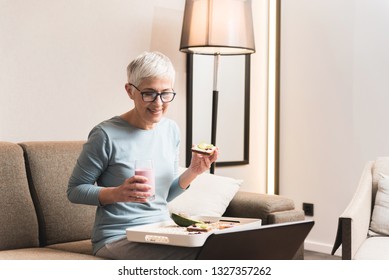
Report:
129,83,176,103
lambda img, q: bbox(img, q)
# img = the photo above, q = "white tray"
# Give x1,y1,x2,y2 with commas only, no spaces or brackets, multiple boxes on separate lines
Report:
126,216,262,247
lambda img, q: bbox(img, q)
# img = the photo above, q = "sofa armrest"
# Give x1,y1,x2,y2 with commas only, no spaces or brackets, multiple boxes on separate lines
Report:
268,209,305,224
331,161,373,259
223,191,304,225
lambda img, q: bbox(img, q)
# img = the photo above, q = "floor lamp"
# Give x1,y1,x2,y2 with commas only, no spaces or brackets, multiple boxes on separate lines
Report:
179,0,255,174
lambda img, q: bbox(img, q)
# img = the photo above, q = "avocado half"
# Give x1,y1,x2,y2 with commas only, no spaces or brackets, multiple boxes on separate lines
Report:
171,213,204,227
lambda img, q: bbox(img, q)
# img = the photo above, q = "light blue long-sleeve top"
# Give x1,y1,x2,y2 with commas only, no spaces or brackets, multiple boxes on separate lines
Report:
67,116,186,254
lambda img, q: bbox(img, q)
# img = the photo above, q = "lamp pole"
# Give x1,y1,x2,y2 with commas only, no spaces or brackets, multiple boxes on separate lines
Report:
210,53,220,174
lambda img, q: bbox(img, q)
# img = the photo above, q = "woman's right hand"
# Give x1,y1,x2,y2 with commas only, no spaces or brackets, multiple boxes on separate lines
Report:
98,175,153,205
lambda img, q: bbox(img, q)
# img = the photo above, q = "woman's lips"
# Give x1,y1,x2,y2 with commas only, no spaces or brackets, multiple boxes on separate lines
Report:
148,108,162,114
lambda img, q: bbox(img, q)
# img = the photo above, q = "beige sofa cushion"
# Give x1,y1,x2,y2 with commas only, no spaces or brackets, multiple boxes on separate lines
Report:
19,141,96,246
372,157,389,200
0,142,39,250
370,174,389,235
370,158,389,236
354,236,389,260
46,239,93,255
0,247,103,260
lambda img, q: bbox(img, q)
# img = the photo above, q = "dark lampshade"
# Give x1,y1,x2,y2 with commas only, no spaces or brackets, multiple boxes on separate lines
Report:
180,0,255,55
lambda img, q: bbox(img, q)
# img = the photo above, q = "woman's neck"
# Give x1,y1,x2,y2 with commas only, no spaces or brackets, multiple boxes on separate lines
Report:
120,110,155,130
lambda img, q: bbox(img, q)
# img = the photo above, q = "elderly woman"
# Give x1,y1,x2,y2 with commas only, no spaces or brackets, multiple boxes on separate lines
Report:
67,51,218,259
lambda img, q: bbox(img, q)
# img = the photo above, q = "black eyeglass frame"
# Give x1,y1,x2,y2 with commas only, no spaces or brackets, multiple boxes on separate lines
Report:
129,83,176,103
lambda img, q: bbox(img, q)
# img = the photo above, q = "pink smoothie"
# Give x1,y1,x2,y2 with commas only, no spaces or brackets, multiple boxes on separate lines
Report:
135,168,155,201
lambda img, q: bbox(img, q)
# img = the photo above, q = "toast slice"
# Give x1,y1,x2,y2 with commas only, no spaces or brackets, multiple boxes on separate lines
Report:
191,142,216,155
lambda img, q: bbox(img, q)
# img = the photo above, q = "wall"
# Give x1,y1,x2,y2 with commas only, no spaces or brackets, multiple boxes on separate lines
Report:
0,0,186,141
280,0,389,254
0,0,269,193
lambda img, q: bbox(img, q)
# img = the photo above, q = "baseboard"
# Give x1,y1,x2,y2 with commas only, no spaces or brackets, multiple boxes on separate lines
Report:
304,239,342,257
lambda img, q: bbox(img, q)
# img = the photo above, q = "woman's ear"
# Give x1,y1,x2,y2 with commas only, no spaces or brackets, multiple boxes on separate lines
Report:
125,83,134,100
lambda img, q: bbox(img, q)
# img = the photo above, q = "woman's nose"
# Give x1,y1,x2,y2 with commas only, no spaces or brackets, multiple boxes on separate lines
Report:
153,95,164,104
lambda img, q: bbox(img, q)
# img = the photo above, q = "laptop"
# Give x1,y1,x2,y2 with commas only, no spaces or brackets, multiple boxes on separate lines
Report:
195,219,314,260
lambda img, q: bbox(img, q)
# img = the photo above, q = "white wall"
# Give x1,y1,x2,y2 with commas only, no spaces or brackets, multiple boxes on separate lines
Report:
0,0,269,193
280,0,389,254
0,0,187,142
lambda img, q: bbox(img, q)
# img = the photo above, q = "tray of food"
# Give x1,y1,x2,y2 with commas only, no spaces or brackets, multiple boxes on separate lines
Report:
126,213,262,247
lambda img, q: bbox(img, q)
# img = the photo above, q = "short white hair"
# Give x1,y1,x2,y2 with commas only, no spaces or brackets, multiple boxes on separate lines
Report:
127,51,175,88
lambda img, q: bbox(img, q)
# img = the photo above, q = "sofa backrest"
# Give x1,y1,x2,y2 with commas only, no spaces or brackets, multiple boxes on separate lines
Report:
19,141,95,246
0,142,39,250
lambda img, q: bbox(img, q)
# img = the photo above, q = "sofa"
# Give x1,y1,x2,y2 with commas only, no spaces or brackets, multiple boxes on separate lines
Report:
332,157,389,259
0,141,305,260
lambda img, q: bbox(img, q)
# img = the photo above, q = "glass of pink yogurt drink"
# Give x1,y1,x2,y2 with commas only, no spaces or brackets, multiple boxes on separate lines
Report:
134,159,155,201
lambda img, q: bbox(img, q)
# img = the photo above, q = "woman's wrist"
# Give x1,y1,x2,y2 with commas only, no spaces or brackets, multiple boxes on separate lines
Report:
98,186,117,205
178,168,198,189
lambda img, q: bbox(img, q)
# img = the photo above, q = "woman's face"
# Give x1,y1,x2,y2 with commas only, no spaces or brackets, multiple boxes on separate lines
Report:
127,77,174,129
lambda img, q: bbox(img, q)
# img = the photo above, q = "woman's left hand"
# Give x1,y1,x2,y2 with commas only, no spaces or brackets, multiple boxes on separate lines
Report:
188,147,219,175
178,147,219,190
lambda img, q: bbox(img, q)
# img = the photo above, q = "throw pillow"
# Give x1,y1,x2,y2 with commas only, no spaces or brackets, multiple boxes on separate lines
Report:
168,167,242,217
370,173,389,235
